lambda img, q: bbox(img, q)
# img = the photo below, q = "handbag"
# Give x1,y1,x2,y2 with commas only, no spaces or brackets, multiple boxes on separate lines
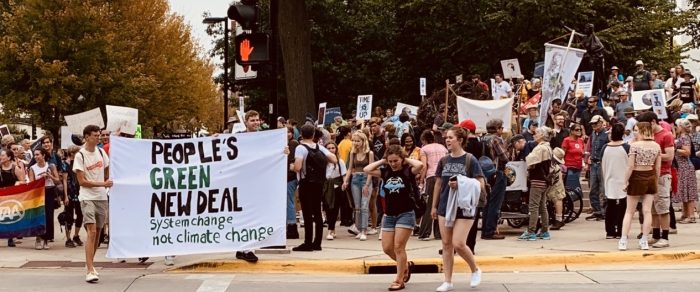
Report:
689,139,700,170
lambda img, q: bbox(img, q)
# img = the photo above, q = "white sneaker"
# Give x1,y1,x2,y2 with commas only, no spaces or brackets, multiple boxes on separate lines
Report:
164,256,175,266
652,239,669,248
35,238,42,250
359,233,367,241
348,225,359,235
618,239,628,251
639,238,649,250
326,232,334,240
367,228,378,235
470,268,482,288
42,240,49,250
85,272,99,283
355,233,362,239
436,282,454,291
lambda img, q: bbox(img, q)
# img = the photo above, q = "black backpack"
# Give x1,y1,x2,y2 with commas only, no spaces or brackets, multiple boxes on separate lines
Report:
301,144,328,183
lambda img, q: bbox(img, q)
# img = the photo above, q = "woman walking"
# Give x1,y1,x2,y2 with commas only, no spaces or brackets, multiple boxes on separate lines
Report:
342,132,375,240
673,119,698,223
323,142,347,240
364,145,423,291
619,122,661,250
1,148,27,247
430,127,483,291
29,148,61,250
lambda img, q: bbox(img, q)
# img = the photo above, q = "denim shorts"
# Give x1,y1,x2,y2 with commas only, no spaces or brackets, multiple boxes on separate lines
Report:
381,210,415,232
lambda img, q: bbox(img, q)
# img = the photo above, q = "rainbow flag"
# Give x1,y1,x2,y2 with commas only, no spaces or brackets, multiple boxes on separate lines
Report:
0,179,46,238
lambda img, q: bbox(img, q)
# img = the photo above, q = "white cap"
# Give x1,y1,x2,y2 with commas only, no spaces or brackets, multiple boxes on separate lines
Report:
635,60,644,66
687,114,699,121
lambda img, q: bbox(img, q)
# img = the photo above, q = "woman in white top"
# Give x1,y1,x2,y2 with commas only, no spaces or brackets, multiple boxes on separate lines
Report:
619,122,661,251
323,142,347,240
29,148,61,250
601,123,629,239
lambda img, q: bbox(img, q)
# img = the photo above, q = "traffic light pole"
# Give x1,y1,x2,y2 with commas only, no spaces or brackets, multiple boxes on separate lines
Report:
223,19,230,129
270,0,279,128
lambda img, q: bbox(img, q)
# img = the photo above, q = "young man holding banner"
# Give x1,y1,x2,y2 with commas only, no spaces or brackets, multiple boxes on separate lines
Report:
74,125,111,283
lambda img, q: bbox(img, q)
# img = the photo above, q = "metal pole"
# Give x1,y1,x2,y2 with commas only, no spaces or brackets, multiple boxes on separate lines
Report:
271,0,279,127
223,20,230,129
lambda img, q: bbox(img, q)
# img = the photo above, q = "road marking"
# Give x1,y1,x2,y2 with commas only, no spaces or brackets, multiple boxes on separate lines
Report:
186,275,235,292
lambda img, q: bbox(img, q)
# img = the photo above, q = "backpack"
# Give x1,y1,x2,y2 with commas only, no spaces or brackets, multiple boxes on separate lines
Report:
478,135,497,184
301,144,328,183
544,148,561,186
400,166,426,216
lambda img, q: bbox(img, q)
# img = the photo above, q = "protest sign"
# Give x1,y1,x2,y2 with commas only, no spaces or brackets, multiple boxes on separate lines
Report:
0,124,9,136
533,61,545,78
317,102,327,126
500,59,522,79
490,79,497,99
419,78,426,96
577,71,594,98
324,107,342,125
632,89,666,114
106,130,287,258
135,125,142,139
0,179,46,239
457,96,513,132
356,95,372,120
539,43,585,127
504,161,528,192
60,126,81,149
64,107,104,135
106,105,138,135
395,102,419,118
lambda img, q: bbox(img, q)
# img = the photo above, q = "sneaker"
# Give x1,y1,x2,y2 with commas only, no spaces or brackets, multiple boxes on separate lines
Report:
367,228,378,235
639,238,649,250
652,239,669,248
419,237,432,241
348,225,359,235
8,238,15,247
605,235,615,239
359,233,367,241
35,238,42,250
647,238,659,245
292,243,314,252
73,236,84,246
326,232,335,240
637,233,643,239
312,244,322,251
618,238,627,251
42,240,50,250
536,232,551,240
481,234,506,240
235,251,259,263
164,256,175,266
85,272,99,283
470,268,482,288
435,282,454,291
517,231,536,241
550,220,565,230
669,229,677,234
585,214,604,221
65,240,76,248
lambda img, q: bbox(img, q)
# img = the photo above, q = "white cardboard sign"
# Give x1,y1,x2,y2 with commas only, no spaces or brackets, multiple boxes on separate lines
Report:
64,107,105,135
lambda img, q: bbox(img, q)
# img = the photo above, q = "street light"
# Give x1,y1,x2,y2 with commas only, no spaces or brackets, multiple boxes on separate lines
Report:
203,17,231,130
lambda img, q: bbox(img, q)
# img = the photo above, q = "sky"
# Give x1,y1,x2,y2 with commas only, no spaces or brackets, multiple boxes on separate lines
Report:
168,0,232,63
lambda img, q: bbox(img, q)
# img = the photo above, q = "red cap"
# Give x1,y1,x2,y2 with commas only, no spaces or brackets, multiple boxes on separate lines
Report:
459,119,476,132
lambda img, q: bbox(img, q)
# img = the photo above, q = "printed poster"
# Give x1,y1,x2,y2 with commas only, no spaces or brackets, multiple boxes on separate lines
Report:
576,71,594,98
106,130,287,258
505,161,527,192
500,59,523,80
395,102,419,118
539,43,586,128
632,89,667,120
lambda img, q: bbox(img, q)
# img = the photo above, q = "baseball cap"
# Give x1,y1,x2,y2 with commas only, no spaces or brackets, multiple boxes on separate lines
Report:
611,66,620,70
439,122,454,130
687,114,699,120
635,60,644,66
458,119,477,132
589,115,604,124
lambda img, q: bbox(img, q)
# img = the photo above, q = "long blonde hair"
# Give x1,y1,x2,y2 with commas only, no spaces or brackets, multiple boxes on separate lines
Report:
351,132,370,154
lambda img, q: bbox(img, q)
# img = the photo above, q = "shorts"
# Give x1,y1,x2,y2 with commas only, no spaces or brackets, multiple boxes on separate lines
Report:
382,210,416,232
652,174,671,215
546,180,566,202
455,207,475,219
627,170,657,196
81,200,109,228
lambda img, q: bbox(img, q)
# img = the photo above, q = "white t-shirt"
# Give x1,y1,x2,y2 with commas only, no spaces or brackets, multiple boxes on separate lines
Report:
30,163,54,187
294,142,331,181
326,159,347,179
493,81,512,99
601,144,628,200
73,147,110,201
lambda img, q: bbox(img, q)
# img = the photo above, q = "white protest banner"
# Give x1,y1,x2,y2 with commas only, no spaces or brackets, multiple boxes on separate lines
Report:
505,161,528,192
317,102,327,126
395,102,419,118
60,126,81,149
419,78,426,96
539,43,586,127
456,96,513,132
500,59,522,80
64,107,105,135
631,89,666,113
576,71,594,98
106,105,138,135
106,130,287,258
356,95,372,120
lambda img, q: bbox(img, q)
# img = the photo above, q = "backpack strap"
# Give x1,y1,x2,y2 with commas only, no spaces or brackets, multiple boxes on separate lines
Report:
465,153,473,178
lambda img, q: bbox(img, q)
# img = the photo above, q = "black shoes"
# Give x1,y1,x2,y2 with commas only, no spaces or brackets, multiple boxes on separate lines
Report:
585,214,604,221
65,239,76,248
73,236,84,246
550,220,565,230
292,243,314,252
235,251,259,263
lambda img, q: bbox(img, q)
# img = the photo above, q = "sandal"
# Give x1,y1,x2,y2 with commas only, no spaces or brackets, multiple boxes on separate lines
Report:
388,281,405,291
403,261,414,283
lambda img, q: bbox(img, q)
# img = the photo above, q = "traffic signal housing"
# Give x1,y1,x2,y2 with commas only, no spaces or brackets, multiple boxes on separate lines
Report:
227,0,259,30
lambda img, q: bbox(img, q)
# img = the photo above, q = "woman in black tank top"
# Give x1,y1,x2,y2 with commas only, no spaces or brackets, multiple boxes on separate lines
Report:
0,149,24,188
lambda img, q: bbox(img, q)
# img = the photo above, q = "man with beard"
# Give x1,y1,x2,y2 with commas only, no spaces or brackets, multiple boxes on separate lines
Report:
579,96,610,137
550,113,570,149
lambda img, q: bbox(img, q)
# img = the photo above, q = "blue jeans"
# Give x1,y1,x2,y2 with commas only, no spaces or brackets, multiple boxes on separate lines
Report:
566,169,581,190
588,163,606,215
351,173,369,231
286,180,298,225
482,171,506,237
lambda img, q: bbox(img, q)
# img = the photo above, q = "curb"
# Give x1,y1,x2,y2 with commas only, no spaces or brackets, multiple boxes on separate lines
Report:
168,250,700,274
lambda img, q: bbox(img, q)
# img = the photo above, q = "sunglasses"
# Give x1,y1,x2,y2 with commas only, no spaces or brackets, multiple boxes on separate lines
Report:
573,128,582,131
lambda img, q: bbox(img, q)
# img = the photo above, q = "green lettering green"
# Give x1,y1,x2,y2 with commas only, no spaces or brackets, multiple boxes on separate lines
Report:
163,167,175,189
177,167,187,189
150,168,162,189
200,165,210,188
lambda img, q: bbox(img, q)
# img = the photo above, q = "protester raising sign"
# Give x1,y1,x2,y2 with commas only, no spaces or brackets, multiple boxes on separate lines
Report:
106,130,287,258
457,96,513,132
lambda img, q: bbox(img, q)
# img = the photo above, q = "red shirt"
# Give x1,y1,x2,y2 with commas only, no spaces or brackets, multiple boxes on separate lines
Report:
561,137,584,169
654,129,674,175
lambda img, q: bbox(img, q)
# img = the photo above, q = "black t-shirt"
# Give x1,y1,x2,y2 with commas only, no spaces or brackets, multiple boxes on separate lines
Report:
381,165,415,216
372,135,386,161
633,70,652,91
679,81,696,104
287,140,299,181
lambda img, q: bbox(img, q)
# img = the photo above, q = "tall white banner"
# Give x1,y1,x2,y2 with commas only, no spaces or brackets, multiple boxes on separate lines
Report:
539,43,586,127
106,130,287,258
456,96,513,132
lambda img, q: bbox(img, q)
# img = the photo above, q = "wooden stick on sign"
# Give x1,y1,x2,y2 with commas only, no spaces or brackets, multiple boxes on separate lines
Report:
445,79,449,123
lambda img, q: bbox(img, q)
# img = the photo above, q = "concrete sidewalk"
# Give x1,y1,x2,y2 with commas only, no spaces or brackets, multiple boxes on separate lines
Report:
3,210,700,273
